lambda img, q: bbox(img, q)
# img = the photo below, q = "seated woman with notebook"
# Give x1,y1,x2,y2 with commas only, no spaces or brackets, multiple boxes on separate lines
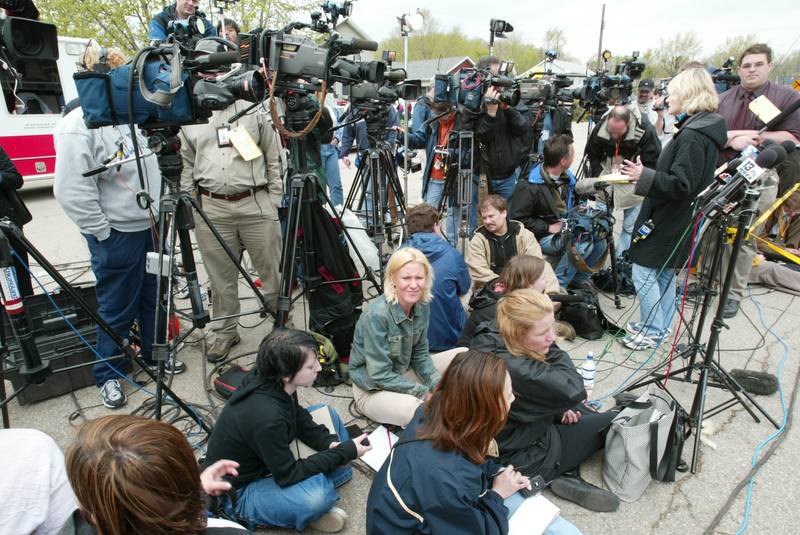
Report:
366,350,582,535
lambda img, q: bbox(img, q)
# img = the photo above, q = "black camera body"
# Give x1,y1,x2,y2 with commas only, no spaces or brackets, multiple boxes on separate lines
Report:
434,68,519,114
575,52,645,118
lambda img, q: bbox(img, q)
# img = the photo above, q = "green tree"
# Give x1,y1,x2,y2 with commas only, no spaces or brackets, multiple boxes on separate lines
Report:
36,0,313,55
772,50,800,86
704,34,758,69
651,32,702,76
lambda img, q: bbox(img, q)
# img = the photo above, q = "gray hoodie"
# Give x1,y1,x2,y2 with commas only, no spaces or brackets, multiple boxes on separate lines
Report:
54,109,161,241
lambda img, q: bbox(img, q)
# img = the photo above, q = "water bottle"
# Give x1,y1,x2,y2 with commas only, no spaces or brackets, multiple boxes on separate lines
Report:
580,352,596,398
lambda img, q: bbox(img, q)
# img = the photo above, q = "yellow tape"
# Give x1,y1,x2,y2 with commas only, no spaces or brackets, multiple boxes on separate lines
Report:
746,183,800,239
754,236,800,265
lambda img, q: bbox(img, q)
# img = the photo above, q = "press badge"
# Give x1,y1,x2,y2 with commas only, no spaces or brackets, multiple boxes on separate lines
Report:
217,126,232,148
228,126,263,161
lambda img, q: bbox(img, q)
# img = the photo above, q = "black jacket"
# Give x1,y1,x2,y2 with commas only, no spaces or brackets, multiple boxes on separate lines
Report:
469,325,585,479
366,409,508,535
584,114,661,177
0,145,28,226
510,166,566,240
629,112,727,269
476,107,529,179
457,279,502,347
203,372,358,488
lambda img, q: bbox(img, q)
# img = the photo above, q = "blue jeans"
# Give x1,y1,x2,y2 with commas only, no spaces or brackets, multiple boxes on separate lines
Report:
84,228,156,386
233,405,352,531
631,263,676,339
540,233,608,287
505,492,583,535
320,144,343,207
617,204,642,260
424,179,445,208
490,167,520,214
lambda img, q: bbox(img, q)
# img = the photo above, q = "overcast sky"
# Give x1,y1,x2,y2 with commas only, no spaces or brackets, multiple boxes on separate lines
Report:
343,0,799,65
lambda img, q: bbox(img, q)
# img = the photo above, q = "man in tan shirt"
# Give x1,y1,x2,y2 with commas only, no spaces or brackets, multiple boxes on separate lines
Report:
180,40,284,362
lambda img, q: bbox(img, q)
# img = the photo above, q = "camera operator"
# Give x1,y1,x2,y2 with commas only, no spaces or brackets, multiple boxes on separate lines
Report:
652,87,676,145
53,43,186,410
148,0,217,42
475,56,529,213
712,43,800,318
179,39,284,364
410,81,435,139
635,79,658,130
583,105,661,261
512,134,608,289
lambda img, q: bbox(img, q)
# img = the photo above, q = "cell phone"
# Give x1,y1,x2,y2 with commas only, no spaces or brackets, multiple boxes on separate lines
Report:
519,475,546,498
345,424,370,446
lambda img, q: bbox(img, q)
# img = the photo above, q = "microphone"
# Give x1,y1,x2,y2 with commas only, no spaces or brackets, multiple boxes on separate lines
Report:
782,139,797,154
197,51,241,67
341,37,379,51
766,144,787,167
713,157,743,179
759,98,800,134
701,149,781,219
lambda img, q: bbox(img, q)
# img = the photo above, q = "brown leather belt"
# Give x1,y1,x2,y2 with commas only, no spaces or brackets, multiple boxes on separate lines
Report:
197,185,267,201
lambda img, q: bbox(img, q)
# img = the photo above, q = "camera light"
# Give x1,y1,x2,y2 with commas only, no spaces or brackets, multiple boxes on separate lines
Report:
408,10,425,32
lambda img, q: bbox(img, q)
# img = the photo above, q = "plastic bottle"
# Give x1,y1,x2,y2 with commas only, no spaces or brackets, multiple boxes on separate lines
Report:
580,352,596,398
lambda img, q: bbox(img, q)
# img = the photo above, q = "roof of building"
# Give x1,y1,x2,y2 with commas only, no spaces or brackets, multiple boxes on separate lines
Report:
404,56,475,82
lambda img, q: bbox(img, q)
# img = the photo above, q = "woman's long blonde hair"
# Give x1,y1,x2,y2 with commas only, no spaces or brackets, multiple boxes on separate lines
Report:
496,288,554,361
383,247,434,305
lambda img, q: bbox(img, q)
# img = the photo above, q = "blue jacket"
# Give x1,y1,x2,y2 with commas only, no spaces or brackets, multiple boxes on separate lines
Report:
407,115,460,200
366,408,508,535
148,4,217,41
410,96,432,139
403,232,470,350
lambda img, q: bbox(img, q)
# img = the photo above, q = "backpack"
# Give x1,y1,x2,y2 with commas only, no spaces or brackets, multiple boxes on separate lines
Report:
560,288,622,340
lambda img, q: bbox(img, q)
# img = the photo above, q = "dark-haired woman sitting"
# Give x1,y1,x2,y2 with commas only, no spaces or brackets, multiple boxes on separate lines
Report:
366,350,581,535
203,329,372,533
458,254,549,346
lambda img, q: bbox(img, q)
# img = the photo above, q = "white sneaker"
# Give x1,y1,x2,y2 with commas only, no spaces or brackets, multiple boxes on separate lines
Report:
308,507,347,533
622,333,658,351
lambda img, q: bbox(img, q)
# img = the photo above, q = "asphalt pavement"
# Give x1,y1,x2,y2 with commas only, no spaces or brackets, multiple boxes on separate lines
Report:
4,123,799,535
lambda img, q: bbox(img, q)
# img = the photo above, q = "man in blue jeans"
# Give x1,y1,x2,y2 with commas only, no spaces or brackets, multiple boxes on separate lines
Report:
511,134,607,288
53,43,186,409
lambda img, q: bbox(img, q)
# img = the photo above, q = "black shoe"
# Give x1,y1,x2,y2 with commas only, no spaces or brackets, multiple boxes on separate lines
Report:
722,298,740,319
567,281,592,291
549,473,620,512
684,282,703,297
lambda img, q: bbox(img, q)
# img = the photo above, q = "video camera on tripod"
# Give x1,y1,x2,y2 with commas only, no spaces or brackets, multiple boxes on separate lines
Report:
575,50,645,120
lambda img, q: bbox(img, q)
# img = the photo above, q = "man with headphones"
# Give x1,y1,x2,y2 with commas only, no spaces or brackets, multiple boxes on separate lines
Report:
179,38,284,364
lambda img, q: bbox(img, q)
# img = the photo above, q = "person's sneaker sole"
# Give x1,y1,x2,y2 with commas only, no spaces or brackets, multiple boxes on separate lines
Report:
550,477,620,512
308,506,347,533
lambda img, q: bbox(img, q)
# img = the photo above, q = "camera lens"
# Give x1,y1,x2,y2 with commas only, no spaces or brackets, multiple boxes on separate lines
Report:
229,69,266,102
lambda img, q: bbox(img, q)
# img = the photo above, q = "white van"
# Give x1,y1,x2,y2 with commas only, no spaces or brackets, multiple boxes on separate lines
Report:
0,36,89,182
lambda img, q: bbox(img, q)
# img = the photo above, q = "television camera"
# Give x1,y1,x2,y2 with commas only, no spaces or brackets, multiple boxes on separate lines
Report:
575,50,645,120
710,57,740,93
434,68,519,115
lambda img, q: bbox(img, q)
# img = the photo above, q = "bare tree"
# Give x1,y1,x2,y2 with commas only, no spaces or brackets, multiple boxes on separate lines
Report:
652,32,702,76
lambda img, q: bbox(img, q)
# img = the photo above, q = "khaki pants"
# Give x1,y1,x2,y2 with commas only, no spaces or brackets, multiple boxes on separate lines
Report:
194,189,281,340
725,181,778,300
352,348,466,428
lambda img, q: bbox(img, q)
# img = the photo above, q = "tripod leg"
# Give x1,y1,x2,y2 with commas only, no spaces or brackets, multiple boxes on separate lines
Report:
174,198,210,329
275,177,305,327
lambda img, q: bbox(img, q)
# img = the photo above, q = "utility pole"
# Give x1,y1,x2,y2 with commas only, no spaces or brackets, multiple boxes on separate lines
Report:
596,4,606,71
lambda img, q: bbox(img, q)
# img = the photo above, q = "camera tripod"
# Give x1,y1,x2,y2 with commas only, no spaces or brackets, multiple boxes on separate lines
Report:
624,189,778,473
142,126,274,419
343,123,407,280
274,95,381,328
0,219,210,433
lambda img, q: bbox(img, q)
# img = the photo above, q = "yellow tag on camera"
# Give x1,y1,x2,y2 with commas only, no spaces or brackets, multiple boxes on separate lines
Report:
228,126,262,161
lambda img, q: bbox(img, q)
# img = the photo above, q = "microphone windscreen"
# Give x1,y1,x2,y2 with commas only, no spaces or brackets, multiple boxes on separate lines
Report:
203,51,240,66
754,147,779,169
767,145,787,167
759,138,776,149
349,38,379,51
782,140,797,154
